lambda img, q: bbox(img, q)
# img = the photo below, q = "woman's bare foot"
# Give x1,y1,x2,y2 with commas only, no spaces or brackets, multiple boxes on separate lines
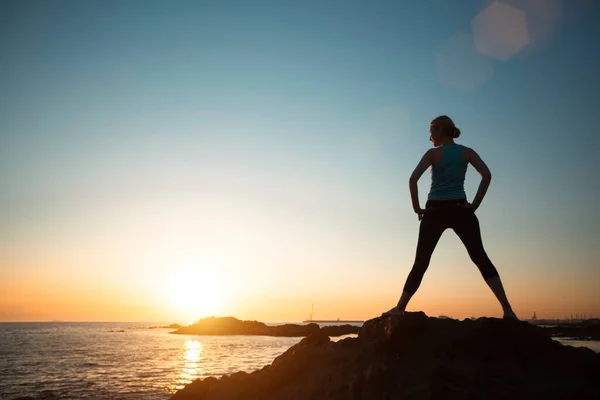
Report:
381,307,404,317
503,309,518,320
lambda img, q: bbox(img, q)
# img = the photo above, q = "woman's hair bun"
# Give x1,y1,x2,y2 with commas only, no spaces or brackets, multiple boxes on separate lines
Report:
432,115,461,139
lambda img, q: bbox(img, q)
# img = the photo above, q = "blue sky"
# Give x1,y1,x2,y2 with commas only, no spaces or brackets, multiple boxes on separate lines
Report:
1,0,599,321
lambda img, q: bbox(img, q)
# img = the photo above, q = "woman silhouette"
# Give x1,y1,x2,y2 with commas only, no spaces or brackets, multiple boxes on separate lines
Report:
383,115,517,319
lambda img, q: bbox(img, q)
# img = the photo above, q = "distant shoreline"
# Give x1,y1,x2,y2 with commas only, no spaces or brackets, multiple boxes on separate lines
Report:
170,316,361,337
302,320,364,323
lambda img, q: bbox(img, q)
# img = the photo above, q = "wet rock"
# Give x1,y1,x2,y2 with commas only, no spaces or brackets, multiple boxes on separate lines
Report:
171,312,600,400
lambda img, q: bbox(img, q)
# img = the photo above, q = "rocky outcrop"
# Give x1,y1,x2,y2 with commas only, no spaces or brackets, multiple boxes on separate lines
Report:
170,316,360,337
170,312,600,400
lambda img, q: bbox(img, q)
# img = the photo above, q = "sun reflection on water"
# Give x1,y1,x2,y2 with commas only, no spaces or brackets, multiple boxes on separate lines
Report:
184,340,202,363
170,339,204,392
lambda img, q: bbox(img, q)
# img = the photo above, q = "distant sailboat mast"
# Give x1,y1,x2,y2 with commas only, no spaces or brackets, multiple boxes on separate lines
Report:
302,303,364,324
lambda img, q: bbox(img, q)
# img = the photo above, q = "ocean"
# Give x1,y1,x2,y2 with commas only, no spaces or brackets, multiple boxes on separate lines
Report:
0,322,597,400
0,322,356,400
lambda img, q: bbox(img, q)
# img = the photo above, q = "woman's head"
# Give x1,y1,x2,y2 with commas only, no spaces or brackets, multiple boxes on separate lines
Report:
429,115,461,146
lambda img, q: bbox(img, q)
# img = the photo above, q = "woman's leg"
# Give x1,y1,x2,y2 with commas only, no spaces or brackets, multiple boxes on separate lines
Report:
485,276,517,319
452,211,517,319
384,212,446,316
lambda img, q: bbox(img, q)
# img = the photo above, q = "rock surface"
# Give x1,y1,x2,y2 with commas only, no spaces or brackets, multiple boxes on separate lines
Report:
170,316,360,337
170,312,600,400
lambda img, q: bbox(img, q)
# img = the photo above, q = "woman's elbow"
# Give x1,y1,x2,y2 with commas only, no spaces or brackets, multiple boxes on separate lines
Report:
482,171,492,181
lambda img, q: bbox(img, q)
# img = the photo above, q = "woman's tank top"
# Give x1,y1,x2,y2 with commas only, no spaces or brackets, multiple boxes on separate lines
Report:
428,144,468,200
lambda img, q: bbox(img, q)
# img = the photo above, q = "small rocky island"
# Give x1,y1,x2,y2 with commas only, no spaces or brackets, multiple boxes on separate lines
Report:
171,312,600,400
170,316,360,337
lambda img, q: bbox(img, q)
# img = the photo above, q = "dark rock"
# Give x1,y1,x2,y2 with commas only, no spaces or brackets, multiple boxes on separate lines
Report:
170,316,359,337
321,324,361,337
170,312,600,400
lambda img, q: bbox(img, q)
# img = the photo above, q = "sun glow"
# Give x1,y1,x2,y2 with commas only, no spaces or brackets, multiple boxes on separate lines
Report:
165,262,228,320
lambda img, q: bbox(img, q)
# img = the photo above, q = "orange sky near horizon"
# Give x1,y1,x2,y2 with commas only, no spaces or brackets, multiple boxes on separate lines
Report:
2,239,598,323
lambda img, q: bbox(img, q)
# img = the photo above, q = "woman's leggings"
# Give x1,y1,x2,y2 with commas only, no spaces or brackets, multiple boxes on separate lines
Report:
403,199,500,294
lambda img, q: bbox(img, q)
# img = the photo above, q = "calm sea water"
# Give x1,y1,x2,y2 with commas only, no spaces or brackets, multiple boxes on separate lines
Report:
0,322,357,400
0,322,597,400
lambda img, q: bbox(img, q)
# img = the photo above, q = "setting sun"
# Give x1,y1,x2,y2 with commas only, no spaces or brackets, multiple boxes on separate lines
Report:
164,263,227,320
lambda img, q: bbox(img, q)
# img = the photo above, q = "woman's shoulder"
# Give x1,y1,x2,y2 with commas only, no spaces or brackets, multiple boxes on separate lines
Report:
457,144,474,163
459,144,474,154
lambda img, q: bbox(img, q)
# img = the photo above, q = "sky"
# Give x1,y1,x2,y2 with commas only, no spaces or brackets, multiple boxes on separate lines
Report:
1,0,599,323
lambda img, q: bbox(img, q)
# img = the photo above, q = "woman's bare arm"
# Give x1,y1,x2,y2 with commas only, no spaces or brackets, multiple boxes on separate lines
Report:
468,147,492,209
409,149,434,213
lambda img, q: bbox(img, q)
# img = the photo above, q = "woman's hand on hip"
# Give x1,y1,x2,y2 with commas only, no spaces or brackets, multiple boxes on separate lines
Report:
457,202,477,212
415,207,432,221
